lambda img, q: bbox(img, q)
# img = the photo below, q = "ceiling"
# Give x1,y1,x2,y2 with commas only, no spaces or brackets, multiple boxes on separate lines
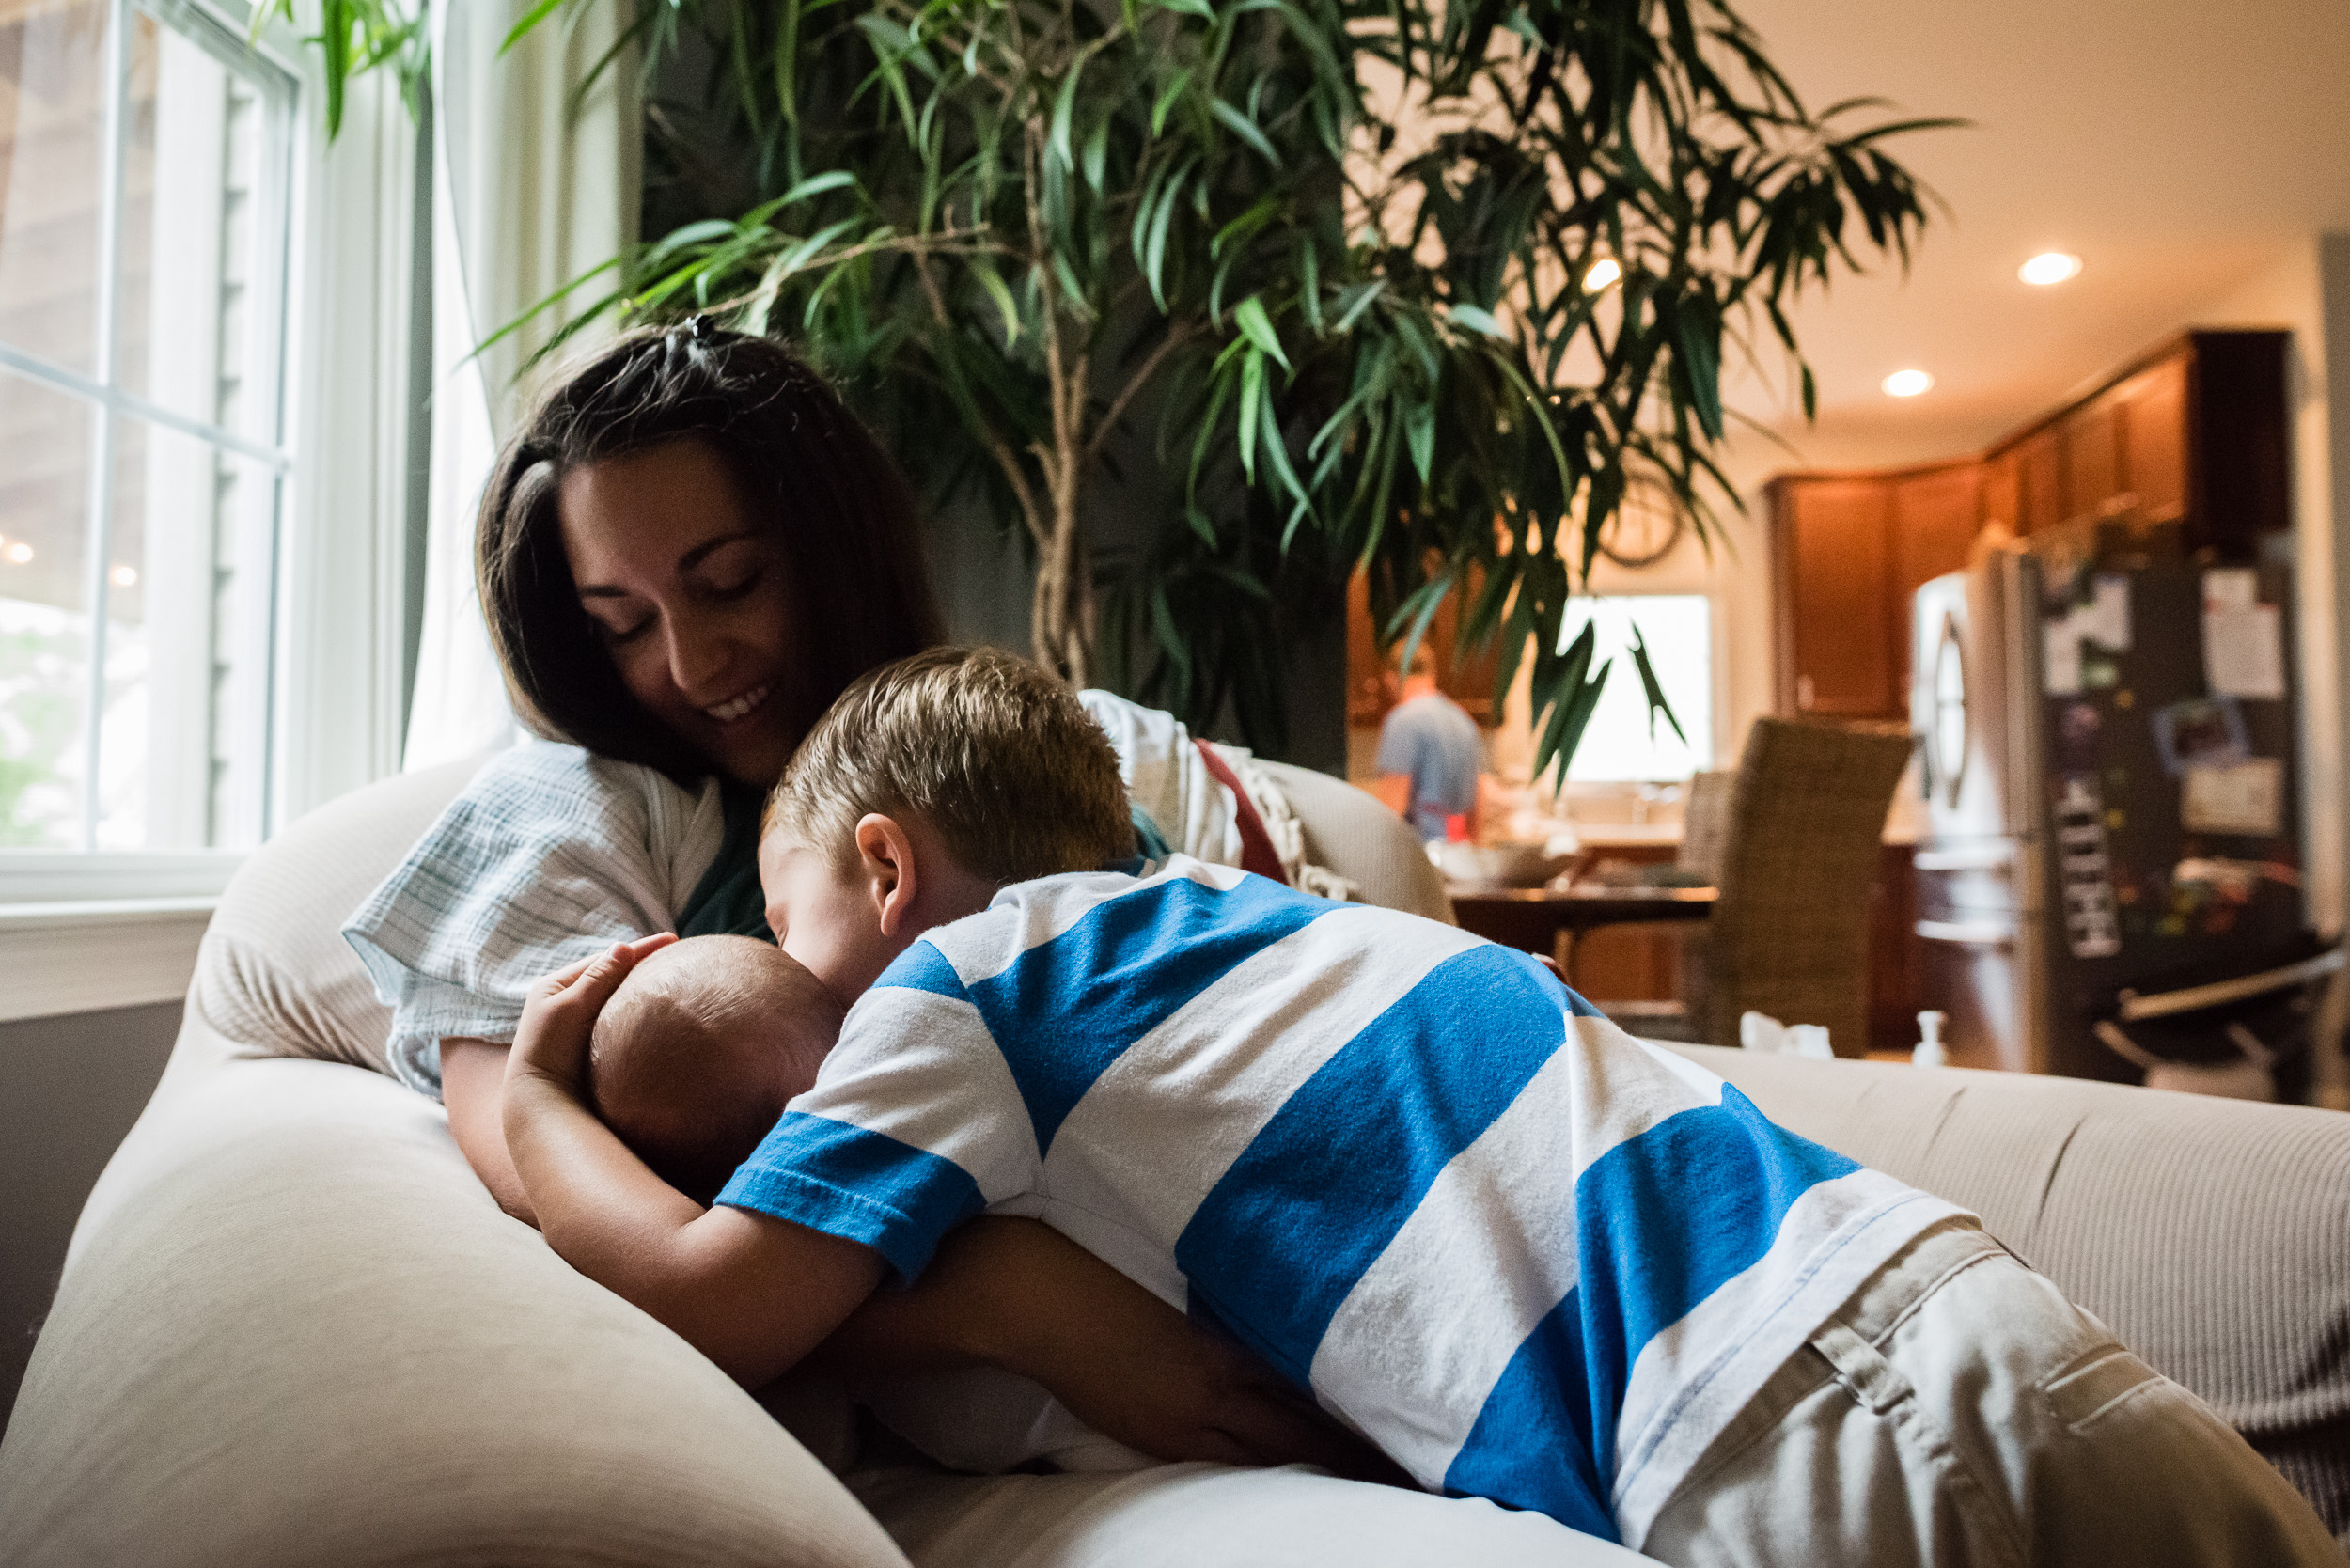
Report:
1712,0,2350,486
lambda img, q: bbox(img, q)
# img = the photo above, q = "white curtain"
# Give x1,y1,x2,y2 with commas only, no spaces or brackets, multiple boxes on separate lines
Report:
402,0,642,770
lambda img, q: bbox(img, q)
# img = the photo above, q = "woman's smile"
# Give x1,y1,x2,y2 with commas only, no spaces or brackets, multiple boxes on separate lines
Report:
704,683,771,726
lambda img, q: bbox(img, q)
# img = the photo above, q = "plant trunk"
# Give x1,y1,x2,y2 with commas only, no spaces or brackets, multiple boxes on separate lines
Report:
1031,470,1091,688
1029,291,1092,687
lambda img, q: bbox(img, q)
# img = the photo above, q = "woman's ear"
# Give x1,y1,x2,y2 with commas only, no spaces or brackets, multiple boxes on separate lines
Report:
852,813,921,936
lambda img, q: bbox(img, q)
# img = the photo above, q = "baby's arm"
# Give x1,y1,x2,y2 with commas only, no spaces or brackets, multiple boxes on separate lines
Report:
501,939,885,1388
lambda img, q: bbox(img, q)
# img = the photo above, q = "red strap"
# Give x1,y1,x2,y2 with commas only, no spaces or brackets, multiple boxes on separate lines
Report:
1194,739,1287,884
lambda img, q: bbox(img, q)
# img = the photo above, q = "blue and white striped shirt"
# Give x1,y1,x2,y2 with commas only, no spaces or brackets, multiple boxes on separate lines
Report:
717,856,1956,1545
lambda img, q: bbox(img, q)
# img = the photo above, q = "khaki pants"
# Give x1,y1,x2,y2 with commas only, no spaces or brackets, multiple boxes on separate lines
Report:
1640,1218,2341,1568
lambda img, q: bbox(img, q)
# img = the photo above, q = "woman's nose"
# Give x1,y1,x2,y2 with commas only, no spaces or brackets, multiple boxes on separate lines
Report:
663,618,731,699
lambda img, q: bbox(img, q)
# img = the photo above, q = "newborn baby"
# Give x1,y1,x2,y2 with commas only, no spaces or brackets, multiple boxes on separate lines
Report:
588,933,1151,1475
588,934,842,1205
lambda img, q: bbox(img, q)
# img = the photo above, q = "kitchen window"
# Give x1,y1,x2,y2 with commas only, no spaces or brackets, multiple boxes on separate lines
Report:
1559,594,1716,783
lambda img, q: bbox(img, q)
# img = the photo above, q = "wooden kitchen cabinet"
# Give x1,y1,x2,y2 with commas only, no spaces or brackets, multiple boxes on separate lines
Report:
1770,463,1976,722
1773,331,2289,727
2060,396,2123,523
1890,464,1982,604
2014,429,2063,533
1992,331,2281,544
1771,478,1895,717
2116,355,2189,521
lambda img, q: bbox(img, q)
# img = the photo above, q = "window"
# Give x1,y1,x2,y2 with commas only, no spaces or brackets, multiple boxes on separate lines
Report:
1560,595,1715,783
1,0,293,857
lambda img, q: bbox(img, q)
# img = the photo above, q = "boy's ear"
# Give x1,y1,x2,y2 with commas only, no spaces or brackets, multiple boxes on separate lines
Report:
851,813,921,937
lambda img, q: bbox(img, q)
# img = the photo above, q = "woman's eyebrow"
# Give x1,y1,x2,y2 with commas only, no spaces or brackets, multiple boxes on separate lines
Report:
677,531,761,572
575,531,762,597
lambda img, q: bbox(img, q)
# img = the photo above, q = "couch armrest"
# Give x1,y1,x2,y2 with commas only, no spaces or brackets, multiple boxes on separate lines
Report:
0,1049,903,1568
1258,761,1451,923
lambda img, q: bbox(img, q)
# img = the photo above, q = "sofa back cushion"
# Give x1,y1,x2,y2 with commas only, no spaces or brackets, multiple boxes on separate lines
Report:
193,758,488,1073
1683,1043,2350,1544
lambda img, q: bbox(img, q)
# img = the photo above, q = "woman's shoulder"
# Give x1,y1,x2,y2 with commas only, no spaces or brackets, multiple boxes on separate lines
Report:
451,739,710,839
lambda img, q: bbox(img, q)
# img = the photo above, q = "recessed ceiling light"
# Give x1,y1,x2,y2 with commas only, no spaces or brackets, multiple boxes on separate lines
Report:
110,564,139,588
1582,257,1622,291
1882,368,1935,398
2018,252,2082,286
3,541,32,564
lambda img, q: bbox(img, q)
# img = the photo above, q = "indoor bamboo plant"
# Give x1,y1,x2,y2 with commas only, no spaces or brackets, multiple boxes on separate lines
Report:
287,0,1950,771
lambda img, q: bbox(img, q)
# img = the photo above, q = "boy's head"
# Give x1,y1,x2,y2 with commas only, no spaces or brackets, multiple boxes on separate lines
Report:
760,647,1134,1001
588,934,846,1204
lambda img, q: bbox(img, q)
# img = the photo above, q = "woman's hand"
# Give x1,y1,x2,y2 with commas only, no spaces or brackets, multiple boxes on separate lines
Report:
822,1216,1408,1485
503,933,677,1102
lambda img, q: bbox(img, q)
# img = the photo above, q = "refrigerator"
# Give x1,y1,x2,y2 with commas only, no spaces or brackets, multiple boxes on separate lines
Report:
1908,532,2306,1081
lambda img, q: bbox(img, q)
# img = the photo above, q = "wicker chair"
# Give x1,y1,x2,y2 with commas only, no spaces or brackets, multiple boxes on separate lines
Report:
1617,720,1913,1058
1675,769,1736,883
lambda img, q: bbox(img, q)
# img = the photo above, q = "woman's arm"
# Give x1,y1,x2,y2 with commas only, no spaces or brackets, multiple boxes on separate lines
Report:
818,1215,1405,1482
443,1038,535,1226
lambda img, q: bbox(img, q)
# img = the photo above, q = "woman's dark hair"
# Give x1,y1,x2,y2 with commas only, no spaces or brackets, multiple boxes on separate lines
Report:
478,324,945,782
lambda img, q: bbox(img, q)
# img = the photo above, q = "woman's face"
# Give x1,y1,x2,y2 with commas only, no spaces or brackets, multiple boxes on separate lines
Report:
559,437,803,786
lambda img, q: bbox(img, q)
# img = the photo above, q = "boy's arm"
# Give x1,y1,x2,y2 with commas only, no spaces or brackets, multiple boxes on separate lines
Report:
501,939,885,1388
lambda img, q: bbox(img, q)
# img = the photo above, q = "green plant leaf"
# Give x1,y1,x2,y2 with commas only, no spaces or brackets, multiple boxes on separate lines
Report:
1447,303,1507,338
778,169,858,206
1210,99,1281,166
1237,347,1265,481
1049,55,1085,172
1629,626,1687,744
1152,68,1194,138
971,261,1023,344
1233,295,1291,372
498,0,569,56
1403,400,1434,485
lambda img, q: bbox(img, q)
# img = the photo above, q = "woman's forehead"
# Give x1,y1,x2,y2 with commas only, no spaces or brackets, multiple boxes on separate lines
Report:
558,437,760,581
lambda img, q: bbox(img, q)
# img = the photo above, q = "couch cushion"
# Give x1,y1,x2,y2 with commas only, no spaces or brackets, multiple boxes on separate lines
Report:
0,1057,897,1568
1679,1043,2350,1543
192,758,489,1074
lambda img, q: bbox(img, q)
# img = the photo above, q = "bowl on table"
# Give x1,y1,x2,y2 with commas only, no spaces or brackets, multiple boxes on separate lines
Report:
1437,841,1581,889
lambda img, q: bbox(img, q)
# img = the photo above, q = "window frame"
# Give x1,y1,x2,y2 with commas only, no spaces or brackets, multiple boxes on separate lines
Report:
1,0,423,1014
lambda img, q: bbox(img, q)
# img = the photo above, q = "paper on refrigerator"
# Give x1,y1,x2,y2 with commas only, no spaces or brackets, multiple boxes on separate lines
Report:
2204,604,2286,699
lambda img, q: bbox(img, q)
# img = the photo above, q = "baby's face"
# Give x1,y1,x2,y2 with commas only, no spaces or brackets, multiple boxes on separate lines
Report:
759,830,900,1006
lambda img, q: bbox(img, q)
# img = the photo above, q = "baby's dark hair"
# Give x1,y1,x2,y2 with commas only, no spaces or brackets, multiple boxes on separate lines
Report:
764,647,1135,886
588,936,845,1205
477,324,945,784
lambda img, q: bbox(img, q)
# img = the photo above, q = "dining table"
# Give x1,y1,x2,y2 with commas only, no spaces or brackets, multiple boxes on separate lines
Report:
1444,879,1718,989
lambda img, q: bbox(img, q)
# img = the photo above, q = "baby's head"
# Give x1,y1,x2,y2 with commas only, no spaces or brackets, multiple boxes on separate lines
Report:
589,934,845,1203
759,647,1136,999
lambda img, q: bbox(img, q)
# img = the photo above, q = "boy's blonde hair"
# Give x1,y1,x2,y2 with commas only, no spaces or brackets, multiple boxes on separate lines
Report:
765,647,1135,884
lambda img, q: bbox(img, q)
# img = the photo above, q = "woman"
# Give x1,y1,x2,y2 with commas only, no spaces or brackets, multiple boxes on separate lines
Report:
346,324,1621,1567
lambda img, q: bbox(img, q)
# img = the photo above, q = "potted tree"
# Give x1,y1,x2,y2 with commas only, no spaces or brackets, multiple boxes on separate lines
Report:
289,0,1950,771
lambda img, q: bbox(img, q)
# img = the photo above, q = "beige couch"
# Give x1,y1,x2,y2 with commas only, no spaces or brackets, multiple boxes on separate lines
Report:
4,757,2348,1564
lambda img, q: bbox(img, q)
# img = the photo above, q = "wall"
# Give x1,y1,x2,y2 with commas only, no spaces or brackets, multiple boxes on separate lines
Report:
2185,236,2350,1106
0,1000,180,1425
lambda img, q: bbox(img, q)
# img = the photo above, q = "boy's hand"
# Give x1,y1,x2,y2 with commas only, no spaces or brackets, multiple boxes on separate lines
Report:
506,933,677,1101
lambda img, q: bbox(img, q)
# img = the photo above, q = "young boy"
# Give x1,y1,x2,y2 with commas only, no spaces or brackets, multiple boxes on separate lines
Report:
504,648,2336,1567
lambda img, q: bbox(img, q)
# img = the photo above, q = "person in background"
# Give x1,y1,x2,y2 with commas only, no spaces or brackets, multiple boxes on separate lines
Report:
1371,640,1484,841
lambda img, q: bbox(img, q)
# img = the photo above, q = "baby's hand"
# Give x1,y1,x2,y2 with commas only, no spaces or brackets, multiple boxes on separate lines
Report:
507,934,677,1102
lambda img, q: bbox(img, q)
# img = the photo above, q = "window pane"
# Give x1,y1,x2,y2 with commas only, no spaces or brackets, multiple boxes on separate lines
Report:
1560,597,1714,784
99,414,274,850
0,0,114,376
115,6,286,442
0,370,96,847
